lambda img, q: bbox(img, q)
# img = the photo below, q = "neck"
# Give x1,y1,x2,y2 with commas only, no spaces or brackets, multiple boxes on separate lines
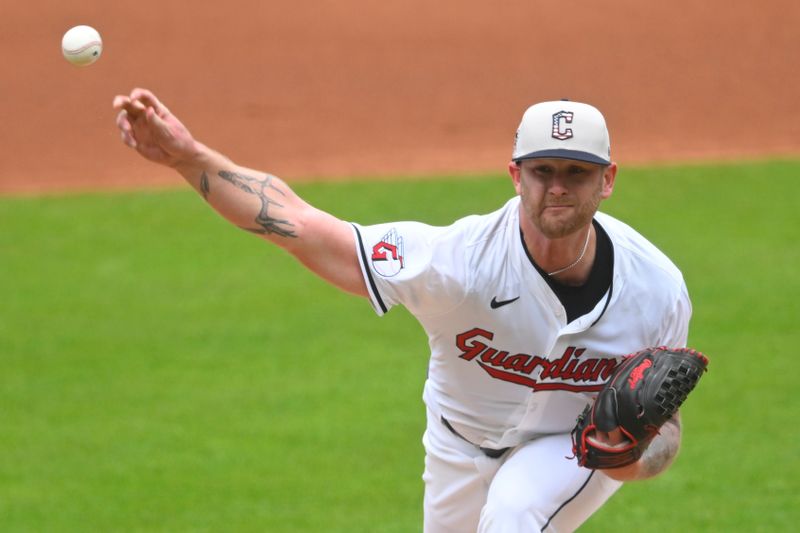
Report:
521,217,596,286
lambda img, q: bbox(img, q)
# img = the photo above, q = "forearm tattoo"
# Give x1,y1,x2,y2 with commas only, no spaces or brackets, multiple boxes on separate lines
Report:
216,170,297,238
200,171,210,200
640,416,681,478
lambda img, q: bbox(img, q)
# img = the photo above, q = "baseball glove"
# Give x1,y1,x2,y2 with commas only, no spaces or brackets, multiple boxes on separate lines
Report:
571,346,708,469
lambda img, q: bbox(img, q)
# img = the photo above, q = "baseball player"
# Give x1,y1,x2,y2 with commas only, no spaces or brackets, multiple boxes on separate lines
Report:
114,90,692,532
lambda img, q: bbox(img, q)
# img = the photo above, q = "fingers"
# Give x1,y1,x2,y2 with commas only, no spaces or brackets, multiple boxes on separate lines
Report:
588,428,630,448
145,106,173,143
112,88,163,119
113,95,138,148
131,88,171,118
113,88,189,165
112,94,128,111
113,94,143,148
112,88,165,149
115,109,137,148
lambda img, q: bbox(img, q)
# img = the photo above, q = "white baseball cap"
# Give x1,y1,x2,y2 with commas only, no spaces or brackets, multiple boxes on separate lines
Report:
512,100,611,165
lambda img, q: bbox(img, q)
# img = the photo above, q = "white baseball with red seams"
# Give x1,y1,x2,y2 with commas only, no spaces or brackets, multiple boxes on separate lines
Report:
62,25,102,67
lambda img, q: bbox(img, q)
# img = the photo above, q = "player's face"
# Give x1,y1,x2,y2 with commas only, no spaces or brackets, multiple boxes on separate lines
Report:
510,158,616,239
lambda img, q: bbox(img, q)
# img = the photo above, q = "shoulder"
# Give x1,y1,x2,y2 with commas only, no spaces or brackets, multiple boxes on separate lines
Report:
353,196,518,261
598,211,690,317
444,196,520,250
351,198,519,316
596,211,685,288
596,212,692,345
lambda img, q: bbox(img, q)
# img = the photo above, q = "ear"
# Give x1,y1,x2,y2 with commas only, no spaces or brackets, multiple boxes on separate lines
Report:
601,163,617,199
508,161,522,195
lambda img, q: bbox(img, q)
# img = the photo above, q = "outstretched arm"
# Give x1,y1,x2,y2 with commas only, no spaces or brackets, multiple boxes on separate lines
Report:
113,88,367,297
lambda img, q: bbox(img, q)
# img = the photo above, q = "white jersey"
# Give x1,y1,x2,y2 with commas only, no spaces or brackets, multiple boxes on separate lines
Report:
352,196,691,450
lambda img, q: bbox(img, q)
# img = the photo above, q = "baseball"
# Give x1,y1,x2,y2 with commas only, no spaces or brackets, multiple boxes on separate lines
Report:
61,25,103,67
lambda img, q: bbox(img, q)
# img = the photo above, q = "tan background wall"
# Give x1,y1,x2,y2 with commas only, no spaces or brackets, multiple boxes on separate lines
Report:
3,1,798,194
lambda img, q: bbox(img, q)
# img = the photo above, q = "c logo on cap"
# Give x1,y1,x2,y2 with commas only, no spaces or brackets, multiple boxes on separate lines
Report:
551,111,574,140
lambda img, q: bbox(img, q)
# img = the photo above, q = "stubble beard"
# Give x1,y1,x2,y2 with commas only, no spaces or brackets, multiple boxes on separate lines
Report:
530,189,602,239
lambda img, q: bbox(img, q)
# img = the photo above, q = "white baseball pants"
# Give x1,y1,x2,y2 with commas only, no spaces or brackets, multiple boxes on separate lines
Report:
422,409,623,533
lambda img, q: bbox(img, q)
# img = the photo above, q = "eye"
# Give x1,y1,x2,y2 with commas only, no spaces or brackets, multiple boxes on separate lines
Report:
568,165,588,175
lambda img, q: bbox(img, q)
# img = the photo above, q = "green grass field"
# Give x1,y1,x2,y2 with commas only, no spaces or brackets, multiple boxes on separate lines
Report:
1,159,798,531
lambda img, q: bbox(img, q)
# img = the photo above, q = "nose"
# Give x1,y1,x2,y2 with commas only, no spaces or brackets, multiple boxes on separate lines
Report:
547,172,571,196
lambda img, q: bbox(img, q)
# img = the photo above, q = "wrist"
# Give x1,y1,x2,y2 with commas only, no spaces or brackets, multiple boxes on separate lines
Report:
172,140,211,176
600,460,643,481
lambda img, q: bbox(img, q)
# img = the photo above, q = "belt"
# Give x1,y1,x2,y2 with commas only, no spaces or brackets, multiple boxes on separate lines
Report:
440,416,510,459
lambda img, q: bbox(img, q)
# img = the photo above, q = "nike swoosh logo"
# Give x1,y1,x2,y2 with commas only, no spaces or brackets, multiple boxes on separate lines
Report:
490,296,520,309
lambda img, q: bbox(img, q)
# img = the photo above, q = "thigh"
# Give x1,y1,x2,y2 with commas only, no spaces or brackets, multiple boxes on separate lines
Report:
479,433,623,533
422,410,504,533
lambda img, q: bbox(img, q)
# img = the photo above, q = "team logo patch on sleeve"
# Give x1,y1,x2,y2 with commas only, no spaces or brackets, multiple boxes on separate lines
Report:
371,228,405,277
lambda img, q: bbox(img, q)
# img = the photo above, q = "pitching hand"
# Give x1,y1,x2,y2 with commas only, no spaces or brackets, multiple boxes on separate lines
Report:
113,88,197,168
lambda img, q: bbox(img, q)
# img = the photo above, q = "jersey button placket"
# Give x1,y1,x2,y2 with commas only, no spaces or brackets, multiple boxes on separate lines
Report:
553,305,565,325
